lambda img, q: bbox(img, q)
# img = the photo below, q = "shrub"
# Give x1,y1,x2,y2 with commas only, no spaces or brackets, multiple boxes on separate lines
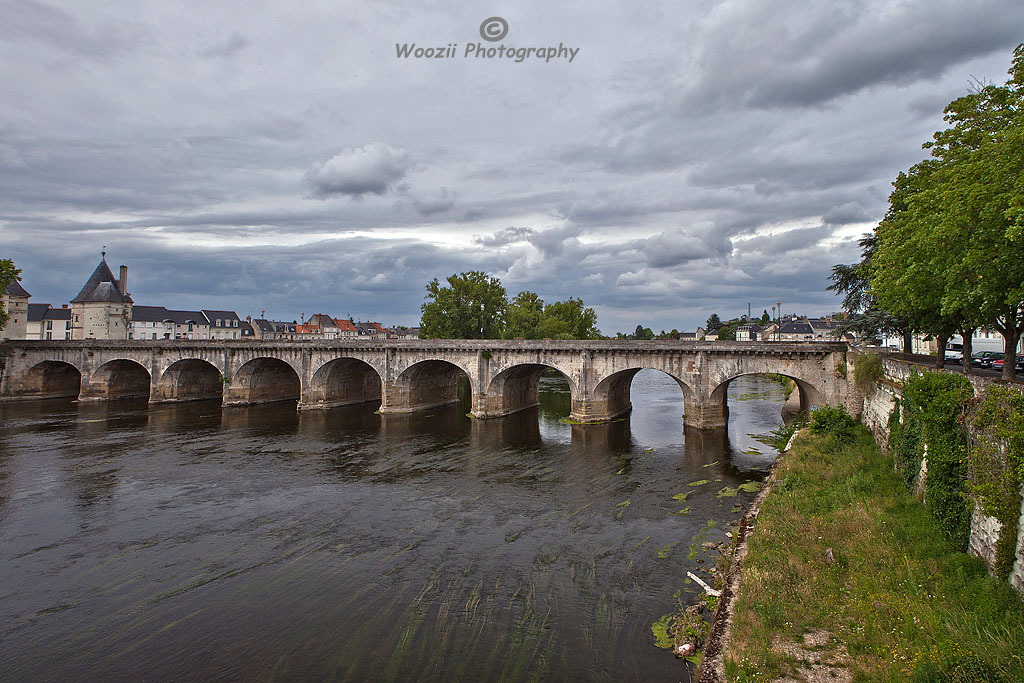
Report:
809,406,857,442
853,353,883,393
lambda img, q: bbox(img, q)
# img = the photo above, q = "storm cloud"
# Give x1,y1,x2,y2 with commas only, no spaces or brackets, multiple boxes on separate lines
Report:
1,0,1019,334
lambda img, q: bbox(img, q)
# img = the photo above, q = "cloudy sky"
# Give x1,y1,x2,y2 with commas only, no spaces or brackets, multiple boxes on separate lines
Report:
2,1,1021,334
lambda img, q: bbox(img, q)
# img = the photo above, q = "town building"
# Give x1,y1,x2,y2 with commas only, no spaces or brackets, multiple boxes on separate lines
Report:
1,280,31,340
129,306,212,340
204,310,245,340
735,323,763,341
354,321,387,339
70,256,133,340
251,319,299,340
26,304,72,340
333,318,359,338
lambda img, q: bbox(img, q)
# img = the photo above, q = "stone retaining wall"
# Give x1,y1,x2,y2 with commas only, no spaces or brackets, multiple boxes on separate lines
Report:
861,354,1024,597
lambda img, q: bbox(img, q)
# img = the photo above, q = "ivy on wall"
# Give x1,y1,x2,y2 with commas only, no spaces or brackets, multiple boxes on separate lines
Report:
887,371,973,550
969,386,1024,579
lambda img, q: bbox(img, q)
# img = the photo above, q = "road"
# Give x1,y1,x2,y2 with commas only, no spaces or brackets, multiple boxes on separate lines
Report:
887,352,1022,383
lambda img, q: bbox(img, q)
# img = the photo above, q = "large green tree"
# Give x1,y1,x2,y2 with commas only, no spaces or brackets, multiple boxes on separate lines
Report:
869,44,1024,378
0,258,21,331
924,51,1024,379
504,291,544,339
419,271,507,339
535,297,600,340
871,162,976,369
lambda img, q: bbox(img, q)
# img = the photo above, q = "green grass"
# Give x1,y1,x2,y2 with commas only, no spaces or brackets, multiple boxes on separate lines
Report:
726,427,1024,682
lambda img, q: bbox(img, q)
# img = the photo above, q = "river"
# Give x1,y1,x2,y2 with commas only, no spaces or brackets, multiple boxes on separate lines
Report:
0,371,788,682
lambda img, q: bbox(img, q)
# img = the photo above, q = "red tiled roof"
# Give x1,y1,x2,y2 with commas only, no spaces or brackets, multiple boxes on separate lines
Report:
333,318,357,332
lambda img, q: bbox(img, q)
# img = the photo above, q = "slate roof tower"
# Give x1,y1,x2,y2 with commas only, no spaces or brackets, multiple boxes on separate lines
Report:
70,252,133,339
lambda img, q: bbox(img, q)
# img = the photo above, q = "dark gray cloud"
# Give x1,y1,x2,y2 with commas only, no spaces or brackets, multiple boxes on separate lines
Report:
0,0,1017,334
684,0,1024,110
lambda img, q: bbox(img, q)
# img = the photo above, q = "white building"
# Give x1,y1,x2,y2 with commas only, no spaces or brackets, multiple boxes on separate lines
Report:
26,304,72,340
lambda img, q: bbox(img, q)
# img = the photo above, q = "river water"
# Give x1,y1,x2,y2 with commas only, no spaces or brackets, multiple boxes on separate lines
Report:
0,372,787,682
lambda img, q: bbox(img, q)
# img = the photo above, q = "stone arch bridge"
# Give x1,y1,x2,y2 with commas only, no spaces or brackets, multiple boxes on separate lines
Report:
0,340,850,429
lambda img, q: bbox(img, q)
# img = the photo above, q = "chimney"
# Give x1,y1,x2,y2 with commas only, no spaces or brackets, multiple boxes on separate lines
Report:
62,304,68,309
119,265,128,295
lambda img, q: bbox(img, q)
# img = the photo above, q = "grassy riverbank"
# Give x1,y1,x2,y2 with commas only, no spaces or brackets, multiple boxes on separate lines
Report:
725,424,1024,681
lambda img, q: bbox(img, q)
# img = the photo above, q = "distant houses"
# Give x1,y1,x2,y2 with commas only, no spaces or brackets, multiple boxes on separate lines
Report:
1,253,416,342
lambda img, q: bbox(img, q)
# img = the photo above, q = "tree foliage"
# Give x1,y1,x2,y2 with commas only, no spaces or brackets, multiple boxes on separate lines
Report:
419,273,601,340
705,313,722,331
838,43,1024,375
505,291,544,339
419,271,507,339
0,258,21,331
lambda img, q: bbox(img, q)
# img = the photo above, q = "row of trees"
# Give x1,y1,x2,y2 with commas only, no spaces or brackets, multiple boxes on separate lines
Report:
419,271,601,340
831,44,1024,380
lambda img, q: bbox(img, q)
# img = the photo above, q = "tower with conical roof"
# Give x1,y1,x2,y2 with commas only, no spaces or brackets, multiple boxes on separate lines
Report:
70,250,133,339
2,278,31,340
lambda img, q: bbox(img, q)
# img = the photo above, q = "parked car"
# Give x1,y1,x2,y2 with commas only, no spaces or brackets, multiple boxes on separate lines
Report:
943,349,962,364
990,353,1022,372
971,351,1002,368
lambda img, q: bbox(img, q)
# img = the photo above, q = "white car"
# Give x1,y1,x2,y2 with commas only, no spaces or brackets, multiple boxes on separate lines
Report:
944,349,962,364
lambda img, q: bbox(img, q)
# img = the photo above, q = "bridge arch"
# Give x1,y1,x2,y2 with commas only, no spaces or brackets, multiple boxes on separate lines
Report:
155,359,224,403
572,367,696,423
381,359,470,413
20,360,82,399
704,372,825,428
303,357,382,409
225,357,300,406
475,363,580,418
82,359,151,400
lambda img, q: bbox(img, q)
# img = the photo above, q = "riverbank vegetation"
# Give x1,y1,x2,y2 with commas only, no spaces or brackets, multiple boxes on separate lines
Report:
726,409,1024,681
829,44,1024,379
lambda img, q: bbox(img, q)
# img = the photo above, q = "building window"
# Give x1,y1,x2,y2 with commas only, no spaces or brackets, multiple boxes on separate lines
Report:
46,320,52,330
46,332,52,340
216,319,221,327
233,320,238,327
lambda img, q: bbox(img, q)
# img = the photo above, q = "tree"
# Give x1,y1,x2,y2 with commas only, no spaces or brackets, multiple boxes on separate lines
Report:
668,328,680,340
871,163,974,369
923,50,1024,379
537,297,600,340
760,310,770,325
868,44,1024,378
0,258,21,331
705,313,722,331
633,324,654,340
419,271,507,339
504,291,544,339
829,233,916,350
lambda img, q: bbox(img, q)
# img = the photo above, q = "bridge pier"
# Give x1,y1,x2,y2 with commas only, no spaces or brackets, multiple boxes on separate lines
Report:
682,397,729,429
567,397,632,424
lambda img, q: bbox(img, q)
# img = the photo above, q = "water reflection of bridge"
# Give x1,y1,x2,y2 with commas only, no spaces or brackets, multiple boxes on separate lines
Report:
1,340,849,429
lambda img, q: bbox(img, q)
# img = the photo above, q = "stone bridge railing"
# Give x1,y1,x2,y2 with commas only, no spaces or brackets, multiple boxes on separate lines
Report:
0,339,850,429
